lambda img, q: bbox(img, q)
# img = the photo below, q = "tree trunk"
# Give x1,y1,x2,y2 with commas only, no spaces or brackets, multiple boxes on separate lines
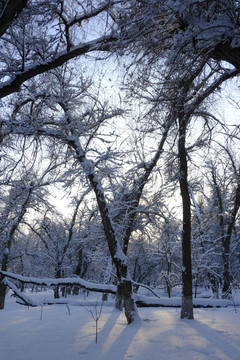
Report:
0,281,7,309
166,261,172,298
222,177,240,298
222,236,232,299
115,283,123,311
68,137,139,324
212,44,240,72
209,274,219,299
178,117,194,319
0,0,28,37
54,286,60,299
0,250,8,309
102,256,113,301
54,267,61,299
117,280,137,324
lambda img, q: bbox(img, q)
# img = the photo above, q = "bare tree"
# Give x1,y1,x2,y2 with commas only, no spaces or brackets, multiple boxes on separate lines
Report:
3,59,174,322
206,143,240,298
0,180,33,308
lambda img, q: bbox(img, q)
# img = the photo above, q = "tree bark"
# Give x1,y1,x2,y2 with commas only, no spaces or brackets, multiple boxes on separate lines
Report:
222,177,240,298
54,267,61,299
211,43,240,72
116,280,137,324
178,116,194,319
0,280,7,309
0,0,27,37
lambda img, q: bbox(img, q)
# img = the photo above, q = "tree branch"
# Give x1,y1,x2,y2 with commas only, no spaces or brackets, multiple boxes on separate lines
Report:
0,0,27,37
0,34,118,99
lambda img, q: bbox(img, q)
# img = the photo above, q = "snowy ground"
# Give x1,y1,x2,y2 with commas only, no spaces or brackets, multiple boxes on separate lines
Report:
1,291,240,360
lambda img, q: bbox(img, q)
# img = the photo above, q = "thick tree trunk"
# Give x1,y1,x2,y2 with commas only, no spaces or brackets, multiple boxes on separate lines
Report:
212,44,240,72
0,281,7,309
102,256,113,301
222,237,232,299
0,0,28,37
54,267,61,299
222,177,240,298
117,280,137,324
54,286,60,299
115,283,124,311
178,117,194,320
165,259,172,298
0,251,8,309
114,263,137,323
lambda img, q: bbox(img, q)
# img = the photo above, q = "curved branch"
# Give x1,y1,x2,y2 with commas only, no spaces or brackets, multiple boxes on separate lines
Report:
0,270,116,294
0,34,118,99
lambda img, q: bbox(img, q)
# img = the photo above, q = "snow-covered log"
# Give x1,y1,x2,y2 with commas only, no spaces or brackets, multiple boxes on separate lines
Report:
0,270,116,294
3,278,39,307
2,270,239,309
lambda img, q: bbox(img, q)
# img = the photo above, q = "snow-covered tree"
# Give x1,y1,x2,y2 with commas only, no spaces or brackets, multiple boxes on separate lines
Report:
1,0,240,324
202,142,240,298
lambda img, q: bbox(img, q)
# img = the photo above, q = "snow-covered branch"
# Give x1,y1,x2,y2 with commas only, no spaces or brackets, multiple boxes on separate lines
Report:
0,34,118,99
0,270,116,294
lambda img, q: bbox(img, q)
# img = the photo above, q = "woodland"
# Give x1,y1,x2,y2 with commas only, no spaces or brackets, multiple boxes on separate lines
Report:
0,0,240,326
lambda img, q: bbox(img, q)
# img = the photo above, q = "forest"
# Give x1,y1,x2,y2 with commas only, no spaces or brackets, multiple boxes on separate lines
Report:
0,0,240,328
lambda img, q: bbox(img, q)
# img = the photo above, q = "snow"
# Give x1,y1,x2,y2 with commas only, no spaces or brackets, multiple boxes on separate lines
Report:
1,270,116,294
1,291,240,360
